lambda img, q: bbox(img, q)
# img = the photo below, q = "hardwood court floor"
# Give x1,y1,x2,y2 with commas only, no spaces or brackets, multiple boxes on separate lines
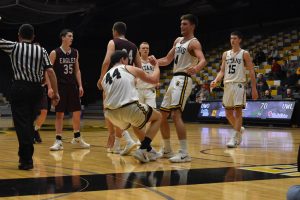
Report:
0,117,299,199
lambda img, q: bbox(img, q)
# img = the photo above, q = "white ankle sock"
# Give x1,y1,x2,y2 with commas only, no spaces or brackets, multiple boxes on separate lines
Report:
114,136,121,146
179,140,188,153
233,131,240,137
122,131,134,143
163,139,172,152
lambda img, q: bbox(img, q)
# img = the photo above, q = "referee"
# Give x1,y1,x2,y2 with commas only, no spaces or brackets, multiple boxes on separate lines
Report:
0,24,59,170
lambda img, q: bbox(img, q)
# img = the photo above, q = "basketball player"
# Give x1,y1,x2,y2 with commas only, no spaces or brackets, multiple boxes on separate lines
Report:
49,29,90,151
97,22,141,155
102,50,162,163
136,42,157,108
158,14,207,163
210,31,258,148
33,72,53,143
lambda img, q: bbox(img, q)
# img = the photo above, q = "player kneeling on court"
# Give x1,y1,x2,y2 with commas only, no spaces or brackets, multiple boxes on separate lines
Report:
101,50,162,163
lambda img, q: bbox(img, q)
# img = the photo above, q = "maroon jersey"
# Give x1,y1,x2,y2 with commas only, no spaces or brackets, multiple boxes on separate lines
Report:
53,47,77,85
113,38,137,65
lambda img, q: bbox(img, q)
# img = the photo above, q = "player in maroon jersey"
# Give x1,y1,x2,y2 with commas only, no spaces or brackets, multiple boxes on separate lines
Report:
97,22,141,155
49,29,90,151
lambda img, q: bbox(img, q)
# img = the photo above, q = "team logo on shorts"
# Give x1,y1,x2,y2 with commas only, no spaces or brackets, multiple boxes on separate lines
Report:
176,81,180,86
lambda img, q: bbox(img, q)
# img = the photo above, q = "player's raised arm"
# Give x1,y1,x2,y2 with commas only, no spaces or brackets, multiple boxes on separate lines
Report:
244,51,258,100
0,39,16,55
157,37,181,66
127,56,160,84
134,48,142,68
97,40,115,89
210,52,226,89
186,40,207,75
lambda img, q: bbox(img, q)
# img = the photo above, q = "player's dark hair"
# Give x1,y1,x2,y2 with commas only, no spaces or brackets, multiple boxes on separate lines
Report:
113,22,127,35
18,24,34,40
60,29,73,39
180,14,198,27
231,31,243,39
109,50,128,69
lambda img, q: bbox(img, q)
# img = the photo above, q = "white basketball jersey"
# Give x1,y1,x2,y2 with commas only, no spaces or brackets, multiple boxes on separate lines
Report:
224,49,246,83
173,37,198,73
102,64,139,109
136,61,155,89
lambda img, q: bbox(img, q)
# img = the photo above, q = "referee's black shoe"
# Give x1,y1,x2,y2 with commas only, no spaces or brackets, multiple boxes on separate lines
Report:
18,159,33,170
18,163,33,170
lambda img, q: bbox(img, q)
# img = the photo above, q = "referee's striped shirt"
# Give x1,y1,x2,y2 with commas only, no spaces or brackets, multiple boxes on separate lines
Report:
0,39,52,83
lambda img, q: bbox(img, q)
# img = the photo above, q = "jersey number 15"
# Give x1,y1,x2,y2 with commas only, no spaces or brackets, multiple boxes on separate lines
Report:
228,64,236,74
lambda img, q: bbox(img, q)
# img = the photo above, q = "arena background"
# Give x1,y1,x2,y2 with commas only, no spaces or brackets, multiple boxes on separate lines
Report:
0,0,299,105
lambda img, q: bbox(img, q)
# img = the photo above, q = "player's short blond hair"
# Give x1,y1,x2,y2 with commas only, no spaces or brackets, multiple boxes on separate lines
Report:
139,42,149,48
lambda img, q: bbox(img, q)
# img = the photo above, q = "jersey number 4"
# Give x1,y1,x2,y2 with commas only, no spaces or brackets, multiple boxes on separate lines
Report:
228,64,236,74
122,49,133,64
105,68,121,85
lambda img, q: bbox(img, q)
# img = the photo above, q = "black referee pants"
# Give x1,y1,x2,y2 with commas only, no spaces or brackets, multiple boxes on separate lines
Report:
10,81,43,165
